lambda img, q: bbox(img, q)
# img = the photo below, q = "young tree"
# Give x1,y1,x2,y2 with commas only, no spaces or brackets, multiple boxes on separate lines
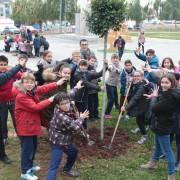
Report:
86,0,127,140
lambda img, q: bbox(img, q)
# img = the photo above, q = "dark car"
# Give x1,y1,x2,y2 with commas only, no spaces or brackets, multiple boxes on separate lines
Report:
2,26,21,35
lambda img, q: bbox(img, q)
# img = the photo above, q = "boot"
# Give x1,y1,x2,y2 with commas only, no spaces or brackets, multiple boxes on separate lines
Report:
140,160,158,169
168,173,175,180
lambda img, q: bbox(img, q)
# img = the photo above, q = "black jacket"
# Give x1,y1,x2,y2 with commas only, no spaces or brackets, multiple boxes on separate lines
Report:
73,69,103,102
126,80,151,117
151,89,180,135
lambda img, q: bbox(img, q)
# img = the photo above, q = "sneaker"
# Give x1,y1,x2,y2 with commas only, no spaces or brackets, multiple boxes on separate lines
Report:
104,114,112,119
131,128,140,134
0,156,12,164
138,136,147,145
175,162,180,171
3,138,8,145
31,165,40,173
141,160,158,169
64,169,80,177
21,173,38,180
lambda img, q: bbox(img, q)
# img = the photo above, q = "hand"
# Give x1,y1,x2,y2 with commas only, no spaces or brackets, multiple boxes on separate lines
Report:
19,58,27,67
142,65,151,72
100,85,105,91
121,106,126,112
128,77,133,83
80,110,89,119
103,59,108,64
135,47,141,55
48,96,54,102
143,85,159,99
56,78,66,86
74,80,84,89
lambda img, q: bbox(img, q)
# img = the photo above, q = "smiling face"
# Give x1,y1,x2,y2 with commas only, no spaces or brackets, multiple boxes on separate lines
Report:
160,77,172,91
44,52,53,62
80,41,88,51
22,79,36,91
59,67,71,81
0,61,8,72
57,99,71,112
133,71,143,84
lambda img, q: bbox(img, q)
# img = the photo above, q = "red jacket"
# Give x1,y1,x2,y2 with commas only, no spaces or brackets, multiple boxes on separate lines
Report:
0,72,21,102
13,82,57,136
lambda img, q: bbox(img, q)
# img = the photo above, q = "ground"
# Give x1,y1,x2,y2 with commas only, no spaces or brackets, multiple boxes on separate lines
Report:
0,32,180,179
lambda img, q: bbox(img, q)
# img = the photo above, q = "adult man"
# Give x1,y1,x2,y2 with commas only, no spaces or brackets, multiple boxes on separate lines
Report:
80,39,95,60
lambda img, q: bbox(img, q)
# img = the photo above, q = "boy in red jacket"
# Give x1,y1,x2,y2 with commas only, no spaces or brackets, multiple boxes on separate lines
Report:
13,72,66,180
0,55,22,143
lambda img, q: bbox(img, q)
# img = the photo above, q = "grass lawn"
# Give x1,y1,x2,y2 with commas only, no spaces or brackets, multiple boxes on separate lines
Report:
0,92,180,180
130,31,180,40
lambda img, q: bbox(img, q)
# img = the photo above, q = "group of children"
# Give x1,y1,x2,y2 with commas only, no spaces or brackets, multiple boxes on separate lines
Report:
4,30,49,58
0,38,180,180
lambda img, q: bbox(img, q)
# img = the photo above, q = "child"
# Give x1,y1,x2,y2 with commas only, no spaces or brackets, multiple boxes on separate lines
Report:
0,55,22,143
73,60,106,128
41,63,83,127
161,57,179,73
35,50,59,85
87,56,100,120
104,54,121,119
13,72,66,180
0,57,27,164
46,92,89,180
120,60,136,120
141,73,180,180
121,70,151,144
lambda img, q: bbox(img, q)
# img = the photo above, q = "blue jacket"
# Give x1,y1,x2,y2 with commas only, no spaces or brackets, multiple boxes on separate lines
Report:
33,37,41,48
0,65,21,86
135,52,159,69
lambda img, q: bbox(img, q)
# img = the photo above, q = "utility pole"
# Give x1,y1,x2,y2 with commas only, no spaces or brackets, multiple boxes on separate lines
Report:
59,0,62,33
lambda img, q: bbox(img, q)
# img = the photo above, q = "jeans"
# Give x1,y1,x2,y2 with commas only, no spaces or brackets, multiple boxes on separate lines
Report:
0,101,16,138
136,114,146,135
88,93,99,118
118,48,124,59
105,84,119,115
46,143,78,180
138,42,144,54
75,101,88,129
170,133,180,163
152,134,175,175
19,136,37,174
0,105,6,159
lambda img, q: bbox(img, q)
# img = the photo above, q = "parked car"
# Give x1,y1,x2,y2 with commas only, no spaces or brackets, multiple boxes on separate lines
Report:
1,26,20,35
20,25,39,34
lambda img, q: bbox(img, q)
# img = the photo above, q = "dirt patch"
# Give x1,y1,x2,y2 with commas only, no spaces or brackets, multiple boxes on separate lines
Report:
75,127,131,161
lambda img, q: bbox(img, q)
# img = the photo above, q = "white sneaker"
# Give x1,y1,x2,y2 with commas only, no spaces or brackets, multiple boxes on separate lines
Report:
138,136,147,145
131,128,140,134
21,173,38,180
31,165,40,172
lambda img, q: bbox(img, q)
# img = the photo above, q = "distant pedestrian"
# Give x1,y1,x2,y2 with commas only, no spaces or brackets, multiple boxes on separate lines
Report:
114,36,126,60
138,30,146,54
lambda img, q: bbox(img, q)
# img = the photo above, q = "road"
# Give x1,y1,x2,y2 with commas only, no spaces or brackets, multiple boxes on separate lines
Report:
0,34,179,71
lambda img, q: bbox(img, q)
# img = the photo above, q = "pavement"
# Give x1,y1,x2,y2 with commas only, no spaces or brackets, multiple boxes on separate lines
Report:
0,33,179,71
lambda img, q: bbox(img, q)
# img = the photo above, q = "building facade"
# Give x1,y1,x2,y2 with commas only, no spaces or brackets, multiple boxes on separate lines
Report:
0,0,11,18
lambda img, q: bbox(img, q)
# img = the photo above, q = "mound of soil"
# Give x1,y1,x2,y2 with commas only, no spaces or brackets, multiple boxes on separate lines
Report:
75,127,131,160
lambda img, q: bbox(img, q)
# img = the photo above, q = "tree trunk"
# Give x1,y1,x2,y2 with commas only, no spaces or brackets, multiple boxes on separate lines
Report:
100,33,108,140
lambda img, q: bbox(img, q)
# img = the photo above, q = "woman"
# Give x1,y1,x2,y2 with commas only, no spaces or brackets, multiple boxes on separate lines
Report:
141,73,180,180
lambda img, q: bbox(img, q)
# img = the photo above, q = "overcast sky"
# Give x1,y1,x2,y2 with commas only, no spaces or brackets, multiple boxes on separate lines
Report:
77,0,156,9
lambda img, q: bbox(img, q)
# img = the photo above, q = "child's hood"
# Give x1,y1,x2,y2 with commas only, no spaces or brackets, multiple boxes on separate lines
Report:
13,80,27,96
